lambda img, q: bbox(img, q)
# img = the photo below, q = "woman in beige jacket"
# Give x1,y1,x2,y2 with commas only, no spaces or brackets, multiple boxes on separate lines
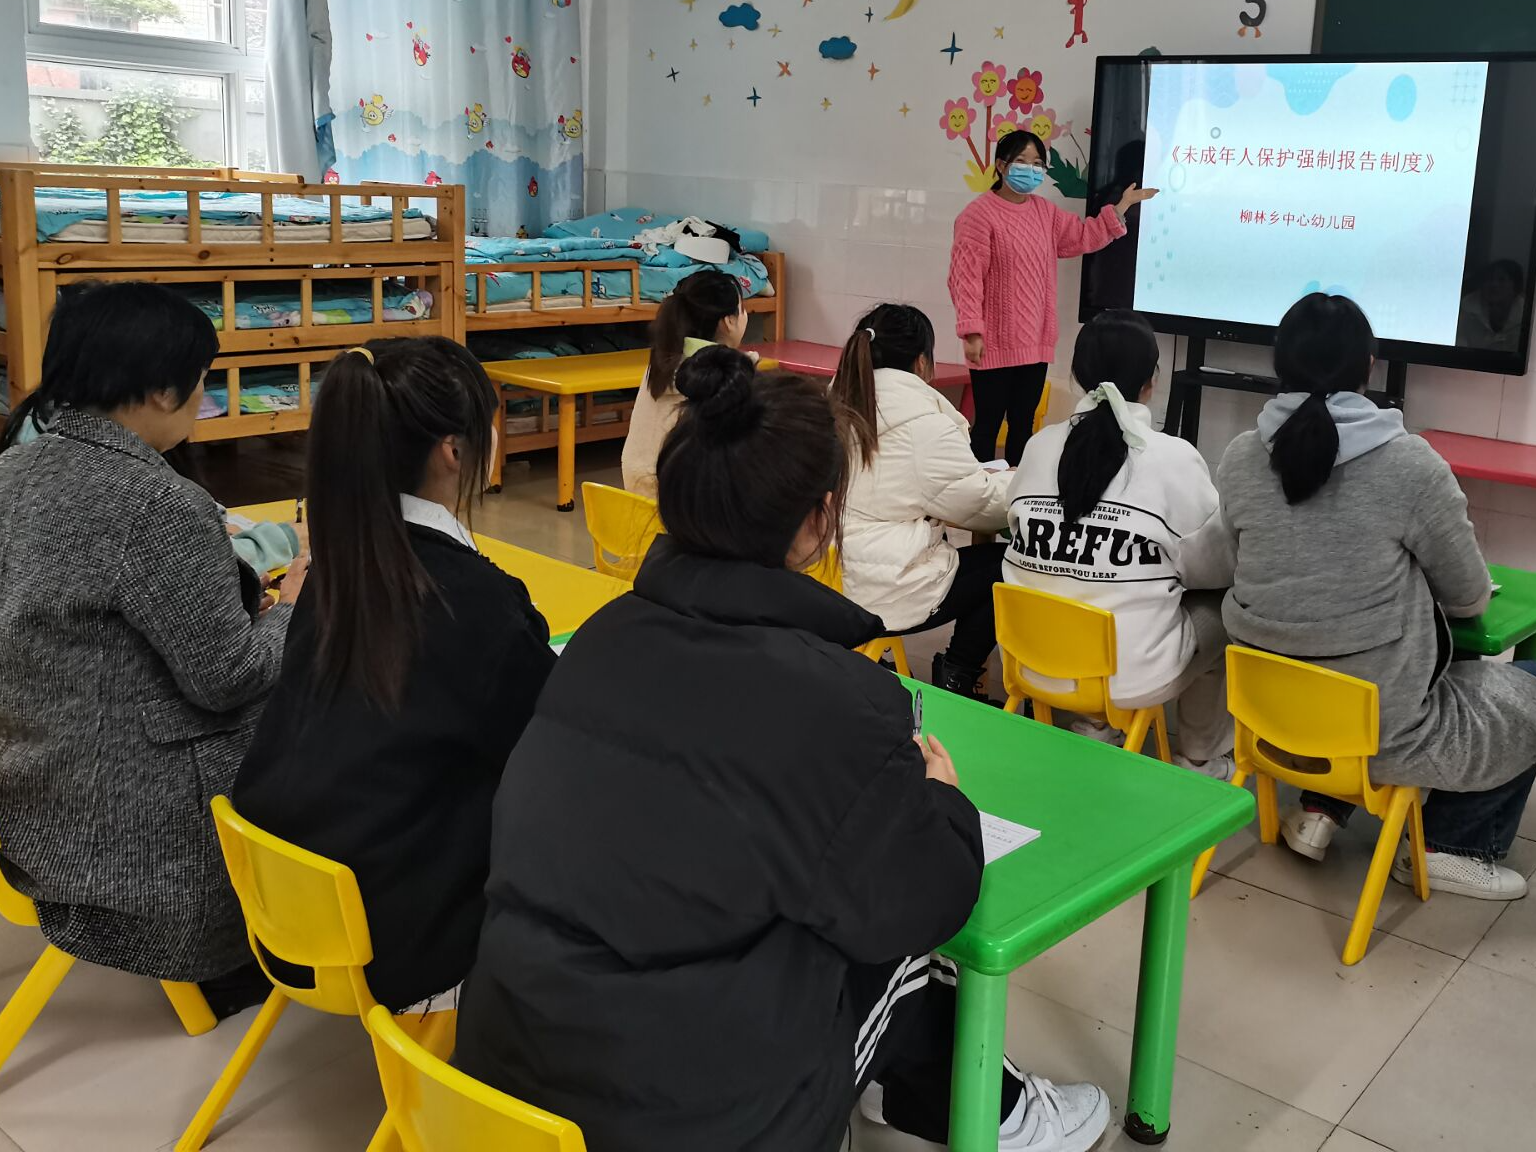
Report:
832,305,1011,700
621,269,750,499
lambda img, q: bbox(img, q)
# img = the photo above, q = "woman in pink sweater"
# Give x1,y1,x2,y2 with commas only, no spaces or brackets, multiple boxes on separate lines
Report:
949,130,1156,464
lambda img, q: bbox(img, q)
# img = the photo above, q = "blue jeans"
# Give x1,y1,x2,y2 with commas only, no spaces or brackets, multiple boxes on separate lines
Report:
1302,661,1536,861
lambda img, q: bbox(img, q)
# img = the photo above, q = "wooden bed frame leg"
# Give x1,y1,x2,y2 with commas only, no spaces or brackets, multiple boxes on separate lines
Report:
556,394,577,512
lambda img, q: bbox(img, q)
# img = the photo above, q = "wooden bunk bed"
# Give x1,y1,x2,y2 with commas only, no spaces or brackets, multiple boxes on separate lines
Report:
0,162,464,445
462,250,787,484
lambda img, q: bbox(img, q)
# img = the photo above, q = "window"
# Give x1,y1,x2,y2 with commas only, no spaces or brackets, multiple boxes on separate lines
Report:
26,0,267,170
242,76,264,170
39,0,231,45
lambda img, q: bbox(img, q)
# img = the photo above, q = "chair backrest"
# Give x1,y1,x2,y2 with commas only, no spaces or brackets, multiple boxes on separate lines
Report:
804,545,844,593
994,583,1137,725
0,843,40,930
581,483,664,582
1225,646,1387,813
366,1005,588,1152
210,796,377,1016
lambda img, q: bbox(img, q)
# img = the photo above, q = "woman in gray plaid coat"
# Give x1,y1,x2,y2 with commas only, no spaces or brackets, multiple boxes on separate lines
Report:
0,283,300,987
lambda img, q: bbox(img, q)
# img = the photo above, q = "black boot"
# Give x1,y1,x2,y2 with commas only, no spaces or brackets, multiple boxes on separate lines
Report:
931,652,1003,707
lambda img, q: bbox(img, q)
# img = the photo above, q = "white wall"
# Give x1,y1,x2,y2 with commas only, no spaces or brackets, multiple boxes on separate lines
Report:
589,0,1536,567
0,4,33,161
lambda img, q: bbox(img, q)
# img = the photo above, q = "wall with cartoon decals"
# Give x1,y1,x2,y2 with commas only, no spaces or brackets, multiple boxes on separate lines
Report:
587,1,1312,413
587,1,1536,568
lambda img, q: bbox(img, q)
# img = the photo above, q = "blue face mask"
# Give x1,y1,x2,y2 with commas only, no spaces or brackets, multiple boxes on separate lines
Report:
1004,164,1045,194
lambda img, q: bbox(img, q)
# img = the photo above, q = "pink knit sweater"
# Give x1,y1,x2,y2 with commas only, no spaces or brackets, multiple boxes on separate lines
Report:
948,193,1126,370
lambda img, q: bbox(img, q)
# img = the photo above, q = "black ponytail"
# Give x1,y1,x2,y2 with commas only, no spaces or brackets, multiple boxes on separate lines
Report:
1269,293,1376,505
647,268,743,399
307,337,498,709
1058,310,1159,524
830,303,936,466
2,280,217,452
658,345,849,569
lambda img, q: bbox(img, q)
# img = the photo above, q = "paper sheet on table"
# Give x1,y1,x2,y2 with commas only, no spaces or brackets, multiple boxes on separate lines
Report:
225,512,257,531
980,459,1011,473
980,812,1041,864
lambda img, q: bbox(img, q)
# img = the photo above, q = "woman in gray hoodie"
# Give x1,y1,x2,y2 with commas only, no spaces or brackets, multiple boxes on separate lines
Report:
1216,294,1536,900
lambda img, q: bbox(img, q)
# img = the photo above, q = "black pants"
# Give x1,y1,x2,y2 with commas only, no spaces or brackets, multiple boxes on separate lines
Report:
851,954,1022,1144
895,543,1010,670
969,363,1047,466
1302,661,1536,860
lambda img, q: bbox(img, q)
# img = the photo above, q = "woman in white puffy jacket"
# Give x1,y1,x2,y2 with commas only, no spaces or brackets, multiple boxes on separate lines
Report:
831,305,1011,699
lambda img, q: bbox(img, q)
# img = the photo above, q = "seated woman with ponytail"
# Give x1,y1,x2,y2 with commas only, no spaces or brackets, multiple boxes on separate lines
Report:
0,281,298,1017
1216,293,1536,897
457,344,1110,1152
1001,310,1235,775
235,337,556,1012
832,304,1011,700
621,267,751,499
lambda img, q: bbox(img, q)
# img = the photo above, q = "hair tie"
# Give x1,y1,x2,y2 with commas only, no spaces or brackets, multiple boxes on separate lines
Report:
348,346,375,365
1082,383,1148,449
863,328,876,341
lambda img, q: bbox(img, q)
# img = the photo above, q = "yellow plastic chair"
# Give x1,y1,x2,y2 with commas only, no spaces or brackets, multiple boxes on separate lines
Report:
0,842,216,1078
581,482,664,582
1188,647,1428,965
993,583,1171,760
176,797,454,1152
366,1004,588,1152
805,547,912,675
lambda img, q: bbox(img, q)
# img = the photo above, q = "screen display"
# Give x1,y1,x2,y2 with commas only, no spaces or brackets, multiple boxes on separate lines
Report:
1081,55,1536,375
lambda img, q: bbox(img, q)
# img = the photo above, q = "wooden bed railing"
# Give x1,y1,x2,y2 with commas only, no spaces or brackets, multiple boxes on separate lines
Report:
0,167,463,268
467,259,643,317
465,250,786,341
0,166,464,414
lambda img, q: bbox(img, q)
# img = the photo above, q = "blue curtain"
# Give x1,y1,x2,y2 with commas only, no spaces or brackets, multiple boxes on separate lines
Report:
326,0,583,236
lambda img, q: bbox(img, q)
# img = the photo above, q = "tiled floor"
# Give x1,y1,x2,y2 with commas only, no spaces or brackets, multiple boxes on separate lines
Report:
3,441,1532,1151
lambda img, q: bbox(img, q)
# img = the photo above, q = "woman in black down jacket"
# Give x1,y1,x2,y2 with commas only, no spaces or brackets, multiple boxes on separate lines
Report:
455,346,1109,1152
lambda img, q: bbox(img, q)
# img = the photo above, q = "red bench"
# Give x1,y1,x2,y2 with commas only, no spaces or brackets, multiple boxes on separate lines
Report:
1421,429,1536,489
746,340,970,408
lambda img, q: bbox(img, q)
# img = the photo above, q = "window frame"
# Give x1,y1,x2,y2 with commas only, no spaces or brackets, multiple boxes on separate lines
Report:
24,0,267,171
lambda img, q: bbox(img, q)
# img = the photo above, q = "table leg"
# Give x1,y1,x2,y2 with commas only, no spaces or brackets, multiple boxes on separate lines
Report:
1179,381,1204,447
1125,860,1193,1145
1164,379,1186,441
1515,635,1536,662
556,394,576,512
948,967,1008,1152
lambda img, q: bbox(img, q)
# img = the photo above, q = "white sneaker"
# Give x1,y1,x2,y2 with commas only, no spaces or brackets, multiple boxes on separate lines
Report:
1173,752,1235,783
999,1073,1110,1152
857,1082,886,1125
1391,851,1529,901
859,1073,1110,1152
1066,716,1124,746
1279,806,1339,862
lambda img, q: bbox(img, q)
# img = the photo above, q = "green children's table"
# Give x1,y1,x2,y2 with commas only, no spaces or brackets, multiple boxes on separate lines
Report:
1448,565,1536,660
911,682,1254,1150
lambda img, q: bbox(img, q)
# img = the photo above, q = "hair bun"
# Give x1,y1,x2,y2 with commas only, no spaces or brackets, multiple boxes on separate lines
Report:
675,345,761,440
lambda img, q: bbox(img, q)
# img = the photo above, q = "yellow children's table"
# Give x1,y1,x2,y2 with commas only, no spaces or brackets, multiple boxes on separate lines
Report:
230,502,628,641
481,350,651,512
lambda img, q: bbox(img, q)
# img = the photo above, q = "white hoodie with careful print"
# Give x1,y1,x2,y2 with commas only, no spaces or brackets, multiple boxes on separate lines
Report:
1001,398,1235,702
